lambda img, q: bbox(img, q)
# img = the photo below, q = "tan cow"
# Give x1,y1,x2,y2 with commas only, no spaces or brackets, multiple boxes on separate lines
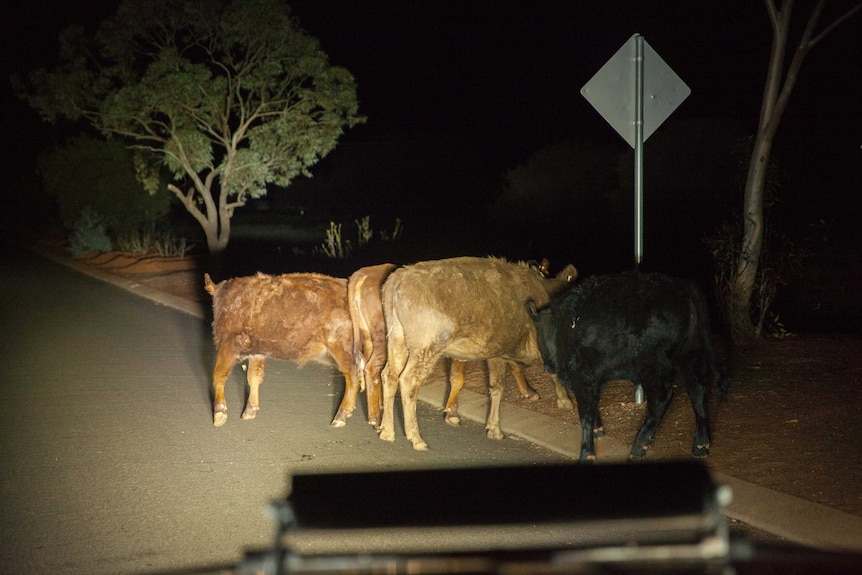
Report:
442,258,573,425
204,272,358,427
379,256,577,449
334,262,568,432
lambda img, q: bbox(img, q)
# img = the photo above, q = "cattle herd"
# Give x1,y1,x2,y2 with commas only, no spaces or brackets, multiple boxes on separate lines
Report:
205,256,728,462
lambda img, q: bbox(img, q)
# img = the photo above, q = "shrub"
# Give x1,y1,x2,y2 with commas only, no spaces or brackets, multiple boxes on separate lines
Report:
68,207,113,255
316,216,403,259
114,225,193,257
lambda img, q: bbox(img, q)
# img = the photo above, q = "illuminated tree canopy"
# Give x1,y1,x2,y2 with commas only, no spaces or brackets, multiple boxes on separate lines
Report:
18,0,365,252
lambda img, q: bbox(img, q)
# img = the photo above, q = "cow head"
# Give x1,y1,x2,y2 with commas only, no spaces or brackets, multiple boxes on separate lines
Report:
527,301,558,374
546,264,578,299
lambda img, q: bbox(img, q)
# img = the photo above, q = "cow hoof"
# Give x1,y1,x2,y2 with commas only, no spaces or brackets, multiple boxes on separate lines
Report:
330,409,351,427
629,445,649,460
331,409,352,428
241,407,258,420
525,391,540,402
557,397,574,410
378,428,395,442
213,411,227,427
691,442,710,458
486,427,504,440
444,413,461,426
580,454,596,464
410,440,429,451
594,426,605,438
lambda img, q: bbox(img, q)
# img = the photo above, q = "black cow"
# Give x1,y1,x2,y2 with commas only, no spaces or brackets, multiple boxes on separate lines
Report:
529,272,729,462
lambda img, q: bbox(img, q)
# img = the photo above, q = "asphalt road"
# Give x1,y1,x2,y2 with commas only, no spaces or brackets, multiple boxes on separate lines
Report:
0,246,581,574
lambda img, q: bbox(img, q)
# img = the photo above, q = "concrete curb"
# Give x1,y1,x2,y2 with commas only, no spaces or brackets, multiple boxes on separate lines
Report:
33,246,862,553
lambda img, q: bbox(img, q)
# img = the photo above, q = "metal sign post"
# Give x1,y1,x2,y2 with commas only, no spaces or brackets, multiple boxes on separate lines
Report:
634,35,645,267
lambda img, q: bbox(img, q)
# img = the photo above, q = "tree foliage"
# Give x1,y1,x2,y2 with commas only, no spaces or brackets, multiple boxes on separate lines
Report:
17,0,364,252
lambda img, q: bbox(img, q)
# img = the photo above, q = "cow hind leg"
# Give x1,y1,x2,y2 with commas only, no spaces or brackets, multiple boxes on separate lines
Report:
378,362,397,442
364,364,383,430
593,406,605,437
509,363,539,401
444,360,466,426
550,373,574,410
572,379,601,463
212,350,237,427
399,351,436,450
630,368,674,460
330,344,360,428
363,345,388,430
241,356,265,420
378,340,407,443
485,358,507,440
685,362,712,457
331,371,359,428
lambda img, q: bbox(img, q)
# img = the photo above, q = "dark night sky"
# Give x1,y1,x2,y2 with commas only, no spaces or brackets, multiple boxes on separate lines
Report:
287,1,861,135
5,1,860,146
3,0,861,273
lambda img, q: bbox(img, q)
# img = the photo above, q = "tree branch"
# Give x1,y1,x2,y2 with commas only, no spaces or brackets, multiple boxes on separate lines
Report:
809,3,862,48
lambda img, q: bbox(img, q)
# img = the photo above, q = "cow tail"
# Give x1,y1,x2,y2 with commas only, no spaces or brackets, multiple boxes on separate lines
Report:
709,344,730,402
691,282,730,402
348,274,368,391
382,275,408,380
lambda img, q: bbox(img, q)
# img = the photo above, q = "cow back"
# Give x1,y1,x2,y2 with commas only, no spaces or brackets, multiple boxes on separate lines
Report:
550,273,720,383
210,272,351,362
383,257,570,362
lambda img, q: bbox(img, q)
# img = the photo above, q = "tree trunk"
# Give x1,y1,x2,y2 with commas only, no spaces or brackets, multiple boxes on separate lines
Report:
203,224,229,254
730,132,773,343
201,213,230,253
168,180,230,254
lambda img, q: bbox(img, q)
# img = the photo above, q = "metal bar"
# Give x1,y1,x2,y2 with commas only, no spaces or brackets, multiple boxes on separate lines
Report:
634,34,645,404
634,34,645,269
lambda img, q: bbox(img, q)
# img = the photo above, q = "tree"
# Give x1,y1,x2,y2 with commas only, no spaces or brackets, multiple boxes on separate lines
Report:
17,0,364,253
728,0,860,344
37,136,171,238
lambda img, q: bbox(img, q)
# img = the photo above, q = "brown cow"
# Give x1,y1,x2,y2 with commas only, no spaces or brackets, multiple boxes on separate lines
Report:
379,256,577,449
204,272,358,427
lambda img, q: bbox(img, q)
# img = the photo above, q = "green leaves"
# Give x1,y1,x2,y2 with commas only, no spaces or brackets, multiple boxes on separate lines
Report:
165,129,214,176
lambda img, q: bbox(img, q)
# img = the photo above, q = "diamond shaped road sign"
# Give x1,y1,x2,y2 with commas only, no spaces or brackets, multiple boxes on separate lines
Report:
581,34,690,148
